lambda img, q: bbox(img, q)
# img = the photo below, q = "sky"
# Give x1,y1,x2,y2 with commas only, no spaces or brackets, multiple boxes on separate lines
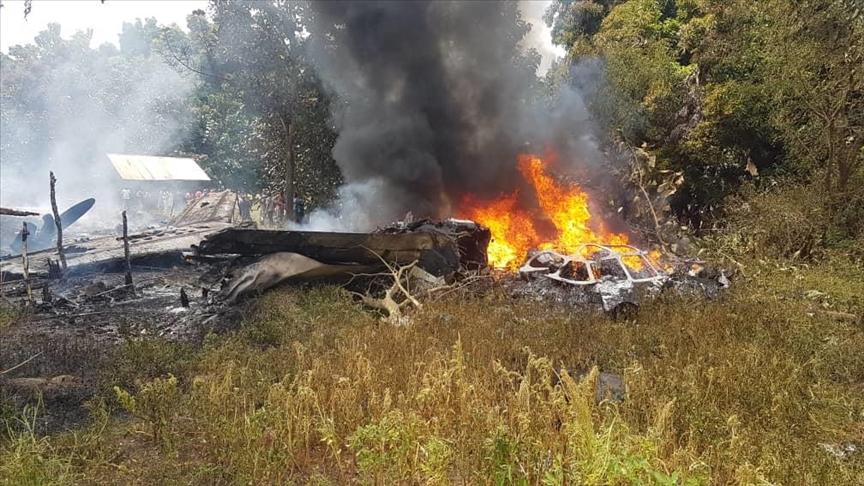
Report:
0,0,208,53
1,0,563,71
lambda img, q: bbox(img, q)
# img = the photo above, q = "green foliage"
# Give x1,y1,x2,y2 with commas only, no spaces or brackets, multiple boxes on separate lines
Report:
102,338,194,392
719,179,864,261
114,374,181,446
348,411,424,482
547,0,863,246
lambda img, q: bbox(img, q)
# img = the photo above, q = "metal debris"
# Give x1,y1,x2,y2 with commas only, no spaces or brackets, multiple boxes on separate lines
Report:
517,244,667,313
819,442,859,459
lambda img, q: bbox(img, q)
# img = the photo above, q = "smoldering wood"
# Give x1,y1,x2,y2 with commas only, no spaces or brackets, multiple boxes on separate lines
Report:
49,172,67,272
375,218,491,270
0,207,39,217
42,285,52,304
1,222,233,280
122,211,134,291
197,228,464,276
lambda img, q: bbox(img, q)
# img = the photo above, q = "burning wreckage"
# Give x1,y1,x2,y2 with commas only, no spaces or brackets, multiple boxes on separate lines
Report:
1,201,728,343
1,155,730,341
0,189,728,421
518,244,667,315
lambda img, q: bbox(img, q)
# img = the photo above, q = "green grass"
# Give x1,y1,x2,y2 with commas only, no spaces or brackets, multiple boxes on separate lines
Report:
1,259,863,484
0,305,23,333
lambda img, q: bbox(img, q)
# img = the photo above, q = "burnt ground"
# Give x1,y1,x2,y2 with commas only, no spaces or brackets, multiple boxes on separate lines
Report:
0,263,248,433
0,251,730,435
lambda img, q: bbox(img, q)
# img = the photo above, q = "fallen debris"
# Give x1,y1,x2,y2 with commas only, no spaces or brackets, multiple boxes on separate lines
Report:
350,259,425,324
375,218,492,270
218,252,378,304
518,244,667,313
1,222,234,280
819,442,859,459
171,190,250,226
197,227,465,277
0,374,86,401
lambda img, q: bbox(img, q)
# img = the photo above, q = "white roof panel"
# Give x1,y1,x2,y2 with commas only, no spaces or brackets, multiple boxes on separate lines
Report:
107,153,211,181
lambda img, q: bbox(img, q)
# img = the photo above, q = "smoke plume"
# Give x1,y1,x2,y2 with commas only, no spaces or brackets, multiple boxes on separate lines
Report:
0,23,196,248
304,1,604,230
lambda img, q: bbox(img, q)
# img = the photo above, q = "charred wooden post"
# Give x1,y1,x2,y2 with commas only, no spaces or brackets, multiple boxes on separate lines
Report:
42,285,52,304
46,258,61,279
21,222,33,305
0,207,39,217
49,172,67,272
122,211,135,291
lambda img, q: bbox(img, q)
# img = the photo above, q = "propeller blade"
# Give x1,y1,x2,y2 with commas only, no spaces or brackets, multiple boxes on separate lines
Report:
58,198,95,229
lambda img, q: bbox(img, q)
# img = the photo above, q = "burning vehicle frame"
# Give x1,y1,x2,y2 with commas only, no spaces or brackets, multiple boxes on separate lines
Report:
520,243,666,287
517,244,668,315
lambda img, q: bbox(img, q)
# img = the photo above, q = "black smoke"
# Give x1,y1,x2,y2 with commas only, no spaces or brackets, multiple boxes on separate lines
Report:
306,1,604,228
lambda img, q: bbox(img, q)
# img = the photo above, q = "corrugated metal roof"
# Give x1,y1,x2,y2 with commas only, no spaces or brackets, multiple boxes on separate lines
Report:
107,153,211,181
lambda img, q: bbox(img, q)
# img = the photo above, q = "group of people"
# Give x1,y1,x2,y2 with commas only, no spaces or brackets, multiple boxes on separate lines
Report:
120,188,182,217
258,192,305,225
119,187,308,226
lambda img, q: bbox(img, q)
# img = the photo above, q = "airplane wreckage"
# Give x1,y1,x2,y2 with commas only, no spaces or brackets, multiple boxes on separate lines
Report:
0,191,730,342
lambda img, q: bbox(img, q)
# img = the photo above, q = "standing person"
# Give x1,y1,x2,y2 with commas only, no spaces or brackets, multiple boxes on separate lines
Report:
160,190,171,216
274,192,286,225
135,189,145,211
120,187,131,211
238,193,252,221
263,194,275,226
292,192,305,224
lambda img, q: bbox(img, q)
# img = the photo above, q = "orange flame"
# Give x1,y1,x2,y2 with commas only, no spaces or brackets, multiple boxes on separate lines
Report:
460,153,634,270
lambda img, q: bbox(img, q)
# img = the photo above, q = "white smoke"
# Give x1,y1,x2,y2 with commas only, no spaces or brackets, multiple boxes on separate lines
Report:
0,24,197,247
302,179,396,232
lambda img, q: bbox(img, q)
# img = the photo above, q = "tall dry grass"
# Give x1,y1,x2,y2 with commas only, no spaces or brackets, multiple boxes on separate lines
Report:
2,260,863,484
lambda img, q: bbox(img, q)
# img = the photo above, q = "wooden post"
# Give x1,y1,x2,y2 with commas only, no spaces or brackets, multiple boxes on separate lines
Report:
122,210,135,292
21,222,33,305
49,172,67,272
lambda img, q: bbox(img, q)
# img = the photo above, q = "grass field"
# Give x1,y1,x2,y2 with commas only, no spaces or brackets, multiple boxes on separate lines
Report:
1,258,863,485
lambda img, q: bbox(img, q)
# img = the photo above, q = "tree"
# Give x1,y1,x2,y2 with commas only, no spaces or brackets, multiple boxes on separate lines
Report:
764,0,863,195
167,1,341,208
546,0,863,243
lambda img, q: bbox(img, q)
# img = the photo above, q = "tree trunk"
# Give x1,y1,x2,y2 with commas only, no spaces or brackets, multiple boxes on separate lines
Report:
49,172,67,272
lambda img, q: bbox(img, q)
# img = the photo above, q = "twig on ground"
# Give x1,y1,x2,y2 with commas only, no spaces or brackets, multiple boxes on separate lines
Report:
0,352,43,375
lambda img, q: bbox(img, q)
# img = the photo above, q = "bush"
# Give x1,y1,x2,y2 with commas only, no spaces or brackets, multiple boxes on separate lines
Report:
114,374,181,447
721,180,864,260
